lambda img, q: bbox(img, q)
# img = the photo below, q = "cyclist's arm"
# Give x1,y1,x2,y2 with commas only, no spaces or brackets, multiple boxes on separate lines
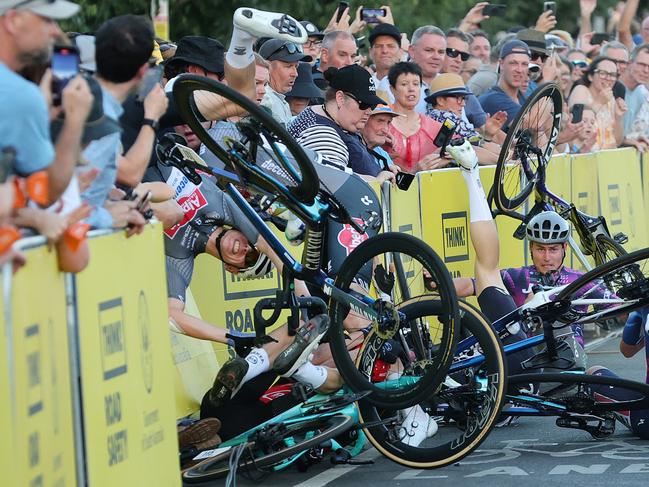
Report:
620,309,646,358
168,297,229,343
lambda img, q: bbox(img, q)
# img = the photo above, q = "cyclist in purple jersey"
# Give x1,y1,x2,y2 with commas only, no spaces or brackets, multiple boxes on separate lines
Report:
587,307,649,439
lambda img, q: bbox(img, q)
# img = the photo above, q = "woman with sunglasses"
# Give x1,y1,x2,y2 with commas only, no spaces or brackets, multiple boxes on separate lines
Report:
382,61,448,173
288,64,396,182
425,73,502,165
568,56,627,150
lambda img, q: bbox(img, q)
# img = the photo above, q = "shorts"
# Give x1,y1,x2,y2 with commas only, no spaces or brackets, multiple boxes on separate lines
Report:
478,286,535,376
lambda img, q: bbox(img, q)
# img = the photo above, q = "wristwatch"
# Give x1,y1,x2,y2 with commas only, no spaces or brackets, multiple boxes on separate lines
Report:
142,118,159,131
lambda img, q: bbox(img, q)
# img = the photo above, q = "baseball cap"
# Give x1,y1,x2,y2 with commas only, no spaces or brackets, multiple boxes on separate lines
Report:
369,23,401,46
285,62,323,100
259,39,312,63
50,76,121,146
165,36,225,75
0,0,79,19
499,39,531,60
300,20,324,39
516,28,548,56
326,64,386,107
425,73,472,103
369,104,403,117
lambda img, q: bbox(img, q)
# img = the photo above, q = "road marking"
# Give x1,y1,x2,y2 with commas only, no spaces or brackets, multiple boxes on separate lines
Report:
292,449,381,487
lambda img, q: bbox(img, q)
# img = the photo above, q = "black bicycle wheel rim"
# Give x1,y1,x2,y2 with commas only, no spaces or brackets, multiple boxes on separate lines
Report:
593,234,627,266
182,414,354,483
554,246,649,322
358,298,507,468
494,82,563,217
172,74,318,204
328,232,459,409
508,372,649,414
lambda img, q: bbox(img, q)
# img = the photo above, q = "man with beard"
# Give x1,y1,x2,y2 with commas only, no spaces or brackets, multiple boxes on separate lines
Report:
0,0,92,204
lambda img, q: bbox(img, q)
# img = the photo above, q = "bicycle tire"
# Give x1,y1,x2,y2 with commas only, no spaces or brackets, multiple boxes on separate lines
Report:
493,83,563,217
358,298,507,468
328,233,459,409
508,372,649,414
182,414,354,483
554,246,649,322
593,234,627,266
172,74,319,204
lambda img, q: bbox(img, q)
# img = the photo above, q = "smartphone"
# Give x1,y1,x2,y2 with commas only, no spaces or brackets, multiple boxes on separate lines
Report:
335,1,349,23
543,1,556,14
395,172,415,191
591,32,611,45
612,81,626,99
433,119,456,157
136,64,163,102
483,4,507,16
571,103,584,124
361,8,386,24
51,45,80,106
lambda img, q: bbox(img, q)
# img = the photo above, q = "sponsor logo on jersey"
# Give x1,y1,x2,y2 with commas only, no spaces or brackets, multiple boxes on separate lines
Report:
164,188,208,238
337,217,369,256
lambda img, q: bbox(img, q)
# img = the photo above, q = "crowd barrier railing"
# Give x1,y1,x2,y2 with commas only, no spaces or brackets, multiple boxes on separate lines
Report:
1,225,181,487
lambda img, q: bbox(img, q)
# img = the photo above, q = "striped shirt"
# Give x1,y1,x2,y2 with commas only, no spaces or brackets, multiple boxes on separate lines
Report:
288,107,379,176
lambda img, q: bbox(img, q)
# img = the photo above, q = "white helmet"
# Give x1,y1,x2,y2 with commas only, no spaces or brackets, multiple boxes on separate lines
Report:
237,252,274,279
526,211,570,244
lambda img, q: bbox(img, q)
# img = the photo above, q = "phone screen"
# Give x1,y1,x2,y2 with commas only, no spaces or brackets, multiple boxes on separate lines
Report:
483,4,507,16
336,1,349,22
51,46,80,105
571,104,584,124
543,2,556,13
361,8,386,24
591,32,611,45
136,65,163,102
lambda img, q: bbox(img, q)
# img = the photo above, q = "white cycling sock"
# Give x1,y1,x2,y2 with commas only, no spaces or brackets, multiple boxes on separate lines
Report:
462,169,492,223
291,361,328,390
226,25,254,68
241,347,270,384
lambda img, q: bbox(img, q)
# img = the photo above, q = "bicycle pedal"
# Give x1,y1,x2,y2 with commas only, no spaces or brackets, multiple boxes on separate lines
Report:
613,232,628,245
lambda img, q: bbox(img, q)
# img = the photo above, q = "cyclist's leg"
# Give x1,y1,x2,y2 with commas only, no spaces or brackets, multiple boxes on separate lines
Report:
193,8,305,120
451,142,533,374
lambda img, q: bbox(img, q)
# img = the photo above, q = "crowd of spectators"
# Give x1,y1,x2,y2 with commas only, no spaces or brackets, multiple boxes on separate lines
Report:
3,0,649,274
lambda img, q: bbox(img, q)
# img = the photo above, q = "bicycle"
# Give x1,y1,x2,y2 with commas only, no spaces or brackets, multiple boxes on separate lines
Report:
356,248,649,458
182,386,371,484
491,82,628,270
167,73,460,410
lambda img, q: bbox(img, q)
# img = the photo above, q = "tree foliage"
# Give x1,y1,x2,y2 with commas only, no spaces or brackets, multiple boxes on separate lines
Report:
63,0,622,44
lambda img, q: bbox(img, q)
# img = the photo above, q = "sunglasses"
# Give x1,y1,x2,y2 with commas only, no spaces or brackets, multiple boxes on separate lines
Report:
571,60,589,68
266,41,304,59
531,52,548,62
215,228,260,268
446,48,470,61
344,92,376,111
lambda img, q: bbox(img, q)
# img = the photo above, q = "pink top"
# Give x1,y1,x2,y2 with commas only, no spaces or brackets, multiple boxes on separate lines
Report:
384,114,443,173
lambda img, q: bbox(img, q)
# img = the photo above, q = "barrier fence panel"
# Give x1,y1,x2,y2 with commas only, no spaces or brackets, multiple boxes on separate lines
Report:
4,239,78,487
643,152,649,223
570,152,600,271
0,271,14,486
597,148,647,252
74,226,180,487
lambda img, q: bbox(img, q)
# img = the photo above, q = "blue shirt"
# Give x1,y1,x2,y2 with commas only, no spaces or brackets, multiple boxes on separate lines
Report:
81,85,124,228
0,63,54,175
479,86,525,129
624,84,649,135
464,94,487,128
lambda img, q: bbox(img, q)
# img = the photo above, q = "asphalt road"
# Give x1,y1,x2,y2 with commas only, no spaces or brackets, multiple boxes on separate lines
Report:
183,329,649,487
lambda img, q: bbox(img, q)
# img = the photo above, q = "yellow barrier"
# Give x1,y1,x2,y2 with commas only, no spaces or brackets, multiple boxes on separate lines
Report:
570,152,600,270
0,275,13,486
597,148,647,252
75,227,180,487
3,240,77,487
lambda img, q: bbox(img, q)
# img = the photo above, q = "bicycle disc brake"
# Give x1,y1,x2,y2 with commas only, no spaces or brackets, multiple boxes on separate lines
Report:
372,300,400,340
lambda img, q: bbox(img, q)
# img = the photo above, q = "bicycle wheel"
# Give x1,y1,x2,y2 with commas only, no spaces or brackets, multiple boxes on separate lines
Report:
593,234,627,266
182,414,354,483
358,298,507,468
493,83,563,216
553,246,649,323
328,232,459,409
172,74,318,204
